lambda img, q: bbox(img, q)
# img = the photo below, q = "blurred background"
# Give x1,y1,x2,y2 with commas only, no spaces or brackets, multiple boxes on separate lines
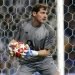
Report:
0,0,57,75
64,0,75,75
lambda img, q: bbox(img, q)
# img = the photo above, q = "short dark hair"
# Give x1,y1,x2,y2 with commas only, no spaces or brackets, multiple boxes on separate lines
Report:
32,4,48,13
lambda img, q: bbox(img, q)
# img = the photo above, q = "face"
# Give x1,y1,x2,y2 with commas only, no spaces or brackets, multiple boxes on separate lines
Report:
32,8,48,23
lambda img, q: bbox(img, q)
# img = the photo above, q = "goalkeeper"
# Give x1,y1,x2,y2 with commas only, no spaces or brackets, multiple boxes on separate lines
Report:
8,4,59,75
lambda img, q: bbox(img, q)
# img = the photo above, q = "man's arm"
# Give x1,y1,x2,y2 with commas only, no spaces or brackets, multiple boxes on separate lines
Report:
37,25,56,57
37,49,50,57
9,26,55,58
31,25,55,57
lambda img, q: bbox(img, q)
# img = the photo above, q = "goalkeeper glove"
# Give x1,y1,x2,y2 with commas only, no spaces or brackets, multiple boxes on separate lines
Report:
8,41,38,58
23,48,38,58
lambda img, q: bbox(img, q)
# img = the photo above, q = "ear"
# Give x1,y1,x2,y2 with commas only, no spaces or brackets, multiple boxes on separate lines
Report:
32,12,36,17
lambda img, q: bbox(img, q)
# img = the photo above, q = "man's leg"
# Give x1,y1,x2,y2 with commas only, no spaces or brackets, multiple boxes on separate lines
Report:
39,57,59,75
15,65,35,75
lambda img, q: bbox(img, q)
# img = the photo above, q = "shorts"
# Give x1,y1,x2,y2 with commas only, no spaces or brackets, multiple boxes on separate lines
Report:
15,57,58,75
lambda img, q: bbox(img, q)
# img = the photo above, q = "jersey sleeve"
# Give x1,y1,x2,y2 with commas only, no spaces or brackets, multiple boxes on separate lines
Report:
14,21,23,41
44,26,56,50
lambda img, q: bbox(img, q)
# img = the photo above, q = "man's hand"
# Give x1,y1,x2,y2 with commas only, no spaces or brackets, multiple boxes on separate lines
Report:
8,40,29,57
22,49,38,58
8,39,17,56
8,40,38,58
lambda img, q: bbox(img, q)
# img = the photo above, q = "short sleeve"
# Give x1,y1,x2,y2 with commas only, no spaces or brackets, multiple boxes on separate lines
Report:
14,22,23,41
14,20,29,42
44,26,56,50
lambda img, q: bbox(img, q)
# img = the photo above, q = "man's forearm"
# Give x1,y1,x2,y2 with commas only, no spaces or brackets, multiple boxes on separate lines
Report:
37,49,50,57
9,40,50,57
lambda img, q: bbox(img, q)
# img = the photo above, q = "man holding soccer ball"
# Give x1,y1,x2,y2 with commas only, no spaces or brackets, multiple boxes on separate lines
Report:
8,4,59,75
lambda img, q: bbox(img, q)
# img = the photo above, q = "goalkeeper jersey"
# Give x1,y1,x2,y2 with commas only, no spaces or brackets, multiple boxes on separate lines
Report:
14,20,55,63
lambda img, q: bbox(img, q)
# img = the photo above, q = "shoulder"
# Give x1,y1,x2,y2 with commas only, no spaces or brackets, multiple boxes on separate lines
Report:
17,18,31,28
44,22,55,34
22,18,31,27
